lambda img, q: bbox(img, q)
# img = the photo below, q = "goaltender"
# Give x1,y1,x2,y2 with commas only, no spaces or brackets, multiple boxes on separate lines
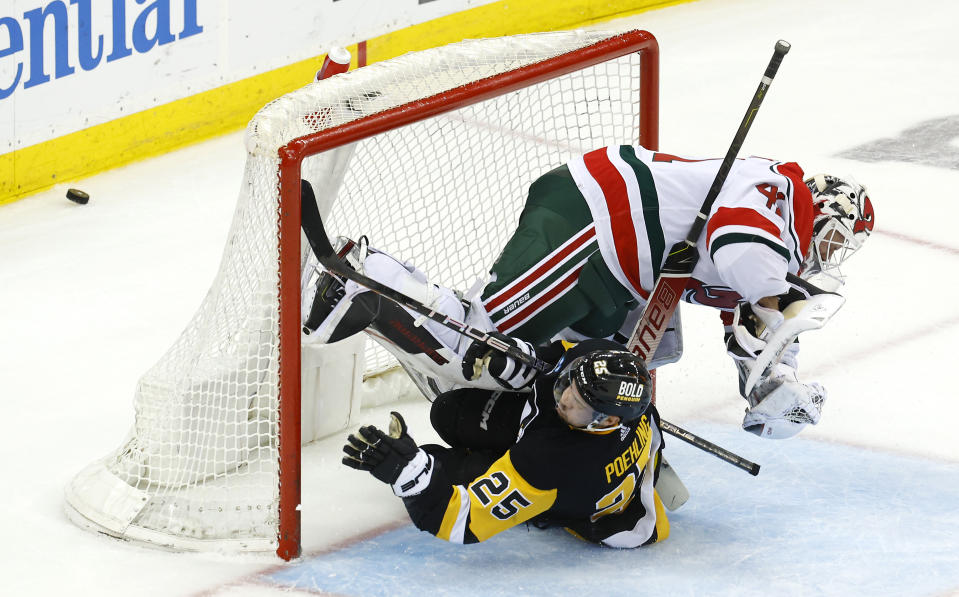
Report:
342,338,670,547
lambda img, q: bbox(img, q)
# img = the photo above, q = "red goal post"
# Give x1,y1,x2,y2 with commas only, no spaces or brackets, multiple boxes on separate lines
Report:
65,28,659,561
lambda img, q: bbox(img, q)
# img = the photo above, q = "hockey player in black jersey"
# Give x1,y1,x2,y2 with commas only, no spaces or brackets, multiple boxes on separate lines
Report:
342,338,669,547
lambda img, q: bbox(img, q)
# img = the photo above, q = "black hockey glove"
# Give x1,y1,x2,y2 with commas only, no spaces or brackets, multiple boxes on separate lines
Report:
342,412,434,496
461,332,538,390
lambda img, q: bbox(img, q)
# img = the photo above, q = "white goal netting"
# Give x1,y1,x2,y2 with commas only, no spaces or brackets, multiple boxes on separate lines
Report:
65,28,655,554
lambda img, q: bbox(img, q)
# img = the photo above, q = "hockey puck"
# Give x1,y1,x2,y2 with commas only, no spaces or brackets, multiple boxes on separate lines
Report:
66,188,90,205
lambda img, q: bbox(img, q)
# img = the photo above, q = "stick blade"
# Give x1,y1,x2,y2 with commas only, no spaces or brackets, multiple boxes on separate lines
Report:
300,179,336,260
656,457,690,511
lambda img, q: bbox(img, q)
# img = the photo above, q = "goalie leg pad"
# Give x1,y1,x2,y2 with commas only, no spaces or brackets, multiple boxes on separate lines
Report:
304,277,382,344
369,300,505,397
302,237,383,343
349,251,505,394
306,241,511,393
363,251,473,353
302,236,381,344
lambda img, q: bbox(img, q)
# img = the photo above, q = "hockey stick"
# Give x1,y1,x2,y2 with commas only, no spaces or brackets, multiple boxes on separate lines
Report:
660,420,759,476
300,183,760,475
627,40,791,363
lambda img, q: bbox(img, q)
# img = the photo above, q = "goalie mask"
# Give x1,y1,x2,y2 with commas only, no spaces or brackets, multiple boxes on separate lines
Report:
553,350,652,429
802,174,874,289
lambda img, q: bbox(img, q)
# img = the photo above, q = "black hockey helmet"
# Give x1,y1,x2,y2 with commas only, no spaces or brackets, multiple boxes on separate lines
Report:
553,349,652,423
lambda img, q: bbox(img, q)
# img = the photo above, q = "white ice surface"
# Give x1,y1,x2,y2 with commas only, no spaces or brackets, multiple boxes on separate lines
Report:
2,0,958,595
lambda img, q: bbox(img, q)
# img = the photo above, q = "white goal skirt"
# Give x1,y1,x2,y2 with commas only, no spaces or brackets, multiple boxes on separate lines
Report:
64,28,660,558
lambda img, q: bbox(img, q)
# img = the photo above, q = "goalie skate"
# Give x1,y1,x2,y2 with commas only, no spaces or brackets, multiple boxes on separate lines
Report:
302,236,380,343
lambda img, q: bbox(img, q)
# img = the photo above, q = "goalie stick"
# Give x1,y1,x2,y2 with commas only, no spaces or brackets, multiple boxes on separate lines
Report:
627,40,791,364
300,182,760,476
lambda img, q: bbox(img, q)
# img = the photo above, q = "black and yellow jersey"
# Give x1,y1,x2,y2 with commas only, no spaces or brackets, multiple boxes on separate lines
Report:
403,339,669,548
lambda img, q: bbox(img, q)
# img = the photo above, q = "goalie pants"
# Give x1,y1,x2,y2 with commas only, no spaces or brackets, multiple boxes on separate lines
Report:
481,165,636,344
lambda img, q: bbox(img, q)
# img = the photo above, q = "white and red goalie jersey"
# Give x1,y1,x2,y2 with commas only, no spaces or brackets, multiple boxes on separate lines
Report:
567,145,815,318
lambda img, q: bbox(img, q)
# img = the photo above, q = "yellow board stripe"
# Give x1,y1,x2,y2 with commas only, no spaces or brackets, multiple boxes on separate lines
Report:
0,43,367,205
363,0,688,63
1,0,696,206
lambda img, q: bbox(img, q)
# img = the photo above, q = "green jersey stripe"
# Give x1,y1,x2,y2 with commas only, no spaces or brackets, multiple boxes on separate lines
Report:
709,232,791,262
488,238,599,323
619,146,665,281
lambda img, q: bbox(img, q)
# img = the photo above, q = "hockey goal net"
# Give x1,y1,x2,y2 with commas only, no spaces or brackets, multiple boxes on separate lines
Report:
64,28,659,559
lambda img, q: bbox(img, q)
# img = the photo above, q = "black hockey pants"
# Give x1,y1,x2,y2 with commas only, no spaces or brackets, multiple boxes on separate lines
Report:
423,387,525,485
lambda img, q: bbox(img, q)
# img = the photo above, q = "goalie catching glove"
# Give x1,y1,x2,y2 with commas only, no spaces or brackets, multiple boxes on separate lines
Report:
461,332,538,390
734,358,827,439
342,412,434,497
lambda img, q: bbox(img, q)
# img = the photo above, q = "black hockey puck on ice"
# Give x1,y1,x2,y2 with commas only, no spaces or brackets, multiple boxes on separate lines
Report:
66,188,90,205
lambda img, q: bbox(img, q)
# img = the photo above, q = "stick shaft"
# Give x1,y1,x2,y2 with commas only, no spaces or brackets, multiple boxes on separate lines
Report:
660,420,760,476
685,39,791,245
627,40,791,363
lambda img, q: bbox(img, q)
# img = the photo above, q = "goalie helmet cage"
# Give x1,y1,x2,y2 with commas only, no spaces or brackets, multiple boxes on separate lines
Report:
64,28,659,560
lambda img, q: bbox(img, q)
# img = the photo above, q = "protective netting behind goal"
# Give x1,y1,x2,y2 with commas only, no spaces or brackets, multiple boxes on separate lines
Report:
65,29,656,555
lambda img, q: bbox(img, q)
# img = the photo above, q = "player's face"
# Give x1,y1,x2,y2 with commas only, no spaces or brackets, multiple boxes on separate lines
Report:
555,383,597,428
818,228,845,261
